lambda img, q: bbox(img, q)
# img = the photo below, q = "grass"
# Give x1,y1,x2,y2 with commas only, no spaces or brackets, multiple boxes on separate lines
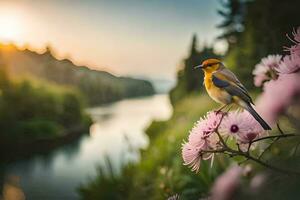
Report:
79,91,300,200
79,94,230,200
129,94,225,199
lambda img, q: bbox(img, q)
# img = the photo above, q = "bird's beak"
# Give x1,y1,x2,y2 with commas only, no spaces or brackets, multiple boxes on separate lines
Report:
194,64,203,69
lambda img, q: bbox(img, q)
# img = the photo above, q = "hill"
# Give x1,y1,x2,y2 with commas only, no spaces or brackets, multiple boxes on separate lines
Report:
0,44,155,105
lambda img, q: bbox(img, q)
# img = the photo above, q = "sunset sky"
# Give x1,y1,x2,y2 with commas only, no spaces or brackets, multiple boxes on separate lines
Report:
0,0,225,79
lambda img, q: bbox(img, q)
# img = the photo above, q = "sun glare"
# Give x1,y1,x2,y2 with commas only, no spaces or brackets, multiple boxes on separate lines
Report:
0,11,22,42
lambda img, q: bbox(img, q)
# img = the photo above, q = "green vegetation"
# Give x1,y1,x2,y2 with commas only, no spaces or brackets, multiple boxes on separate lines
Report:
79,94,229,200
170,35,220,105
1,45,154,105
127,95,223,199
219,0,300,88
0,22,155,159
0,42,154,156
0,66,91,145
78,0,300,199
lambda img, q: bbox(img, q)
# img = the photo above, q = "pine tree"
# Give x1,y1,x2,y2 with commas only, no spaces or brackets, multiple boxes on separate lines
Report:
217,0,246,51
184,34,203,92
184,35,220,92
170,35,220,104
218,0,300,89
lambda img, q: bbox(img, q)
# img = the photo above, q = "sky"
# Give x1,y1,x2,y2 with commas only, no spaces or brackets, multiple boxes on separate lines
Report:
0,0,226,80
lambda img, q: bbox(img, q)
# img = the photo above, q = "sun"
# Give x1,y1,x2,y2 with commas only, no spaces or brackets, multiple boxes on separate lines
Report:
0,12,22,42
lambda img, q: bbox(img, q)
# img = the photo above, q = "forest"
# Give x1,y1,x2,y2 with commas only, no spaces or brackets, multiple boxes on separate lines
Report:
1,44,154,105
78,0,300,199
0,44,154,158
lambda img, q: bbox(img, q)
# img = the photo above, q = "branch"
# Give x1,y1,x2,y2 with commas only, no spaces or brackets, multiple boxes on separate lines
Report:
203,147,300,175
293,141,300,157
242,153,300,175
250,133,298,159
202,148,227,154
251,134,297,144
202,111,300,175
214,113,228,147
277,123,284,135
258,139,278,159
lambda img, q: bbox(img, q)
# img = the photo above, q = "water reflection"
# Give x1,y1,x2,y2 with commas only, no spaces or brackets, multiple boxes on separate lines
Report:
0,95,172,200
2,175,25,200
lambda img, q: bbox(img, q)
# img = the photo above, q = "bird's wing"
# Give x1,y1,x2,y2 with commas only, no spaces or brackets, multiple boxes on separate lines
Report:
212,70,254,104
217,68,249,95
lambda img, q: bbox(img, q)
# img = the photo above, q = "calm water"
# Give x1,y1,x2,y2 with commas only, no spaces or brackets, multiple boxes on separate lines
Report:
1,94,172,200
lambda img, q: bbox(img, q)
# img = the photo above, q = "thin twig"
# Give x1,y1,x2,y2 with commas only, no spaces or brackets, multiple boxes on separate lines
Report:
247,134,295,154
243,153,300,175
202,148,227,154
293,141,300,157
238,158,249,165
201,111,300,175
214,113,227,147
236,143,242,152
258,139,278,159
277,123,284,135
203,147,300,175
251,134,297,143
247,142,251,153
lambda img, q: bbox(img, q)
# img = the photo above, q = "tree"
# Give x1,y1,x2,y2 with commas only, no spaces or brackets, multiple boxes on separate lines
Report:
0,53,10,91
170,35,220,104
217,0,246,51
218,0,300,89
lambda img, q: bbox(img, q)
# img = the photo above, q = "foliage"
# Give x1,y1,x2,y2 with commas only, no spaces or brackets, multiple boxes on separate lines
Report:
79,1,300,199
170,35,220,104
0,44,155,105
79,94,229,200
79,158,134,200
183,26,300,200
219,0,300,88
0,70,90,142
217,0,245,51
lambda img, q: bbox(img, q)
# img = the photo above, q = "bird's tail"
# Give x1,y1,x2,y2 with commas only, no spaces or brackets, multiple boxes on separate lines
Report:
245,103,272,130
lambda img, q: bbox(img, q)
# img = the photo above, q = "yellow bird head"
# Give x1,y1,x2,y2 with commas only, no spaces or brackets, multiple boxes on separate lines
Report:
195,58,222,73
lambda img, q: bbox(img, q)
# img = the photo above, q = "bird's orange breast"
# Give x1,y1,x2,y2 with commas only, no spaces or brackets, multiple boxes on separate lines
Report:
204,72,232,104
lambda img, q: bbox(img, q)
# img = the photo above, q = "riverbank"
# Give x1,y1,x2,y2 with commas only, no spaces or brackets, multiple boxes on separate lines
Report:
0,95,171,200
0,122,91,163
0,67,93,163
79,94,226,199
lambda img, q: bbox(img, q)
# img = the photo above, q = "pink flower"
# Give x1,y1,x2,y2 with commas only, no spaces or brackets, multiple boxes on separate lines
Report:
182,142,202,172
219,111,265,145
286,27,300,44
261,55,282,69
285,44,300,58
283,27,300,66
254,73,269,87
292,27,300,43
252,55,282,86
188,111,223,146
211,166,242,200
285,27,300,56
276,55,300,74
182,112,223,172
256,73,300,126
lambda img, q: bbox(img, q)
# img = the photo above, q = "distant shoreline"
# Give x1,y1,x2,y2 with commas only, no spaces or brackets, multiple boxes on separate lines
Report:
0,125,89,163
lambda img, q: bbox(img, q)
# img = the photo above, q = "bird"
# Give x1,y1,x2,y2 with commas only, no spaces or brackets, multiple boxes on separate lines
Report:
194,58,271,130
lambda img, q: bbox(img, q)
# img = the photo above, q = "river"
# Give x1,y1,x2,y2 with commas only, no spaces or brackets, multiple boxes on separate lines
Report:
0,94,172,200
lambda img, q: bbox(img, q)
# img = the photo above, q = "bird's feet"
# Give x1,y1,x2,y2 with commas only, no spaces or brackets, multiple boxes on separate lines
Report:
214,110,226,115
214,104,232,115
214,105,226,115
